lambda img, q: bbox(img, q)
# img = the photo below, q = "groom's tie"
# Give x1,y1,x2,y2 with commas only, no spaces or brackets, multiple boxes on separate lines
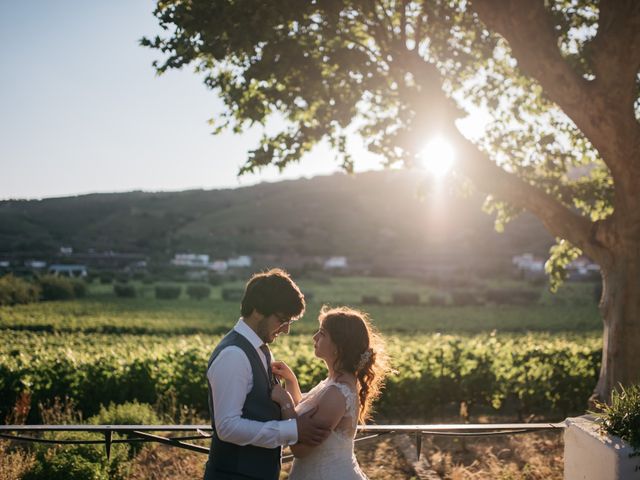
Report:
260,344,279,386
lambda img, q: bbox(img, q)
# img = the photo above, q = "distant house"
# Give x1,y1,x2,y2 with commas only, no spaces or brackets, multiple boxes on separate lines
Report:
512,253,545,280
209,261,228,273
172,253,210,268
227,256,252,268
25,260,47,269
567,257,600,280
48,264,88,278
60,246,73,255
324,256,348,270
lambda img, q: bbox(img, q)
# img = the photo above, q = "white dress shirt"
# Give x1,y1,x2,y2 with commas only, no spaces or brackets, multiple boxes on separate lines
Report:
207,318,298,448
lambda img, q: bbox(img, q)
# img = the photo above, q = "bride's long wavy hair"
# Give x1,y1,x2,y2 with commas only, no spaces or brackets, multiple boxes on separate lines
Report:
319,306,391,423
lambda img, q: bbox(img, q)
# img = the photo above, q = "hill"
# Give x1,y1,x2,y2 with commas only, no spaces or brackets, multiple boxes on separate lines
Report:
0,170,552,266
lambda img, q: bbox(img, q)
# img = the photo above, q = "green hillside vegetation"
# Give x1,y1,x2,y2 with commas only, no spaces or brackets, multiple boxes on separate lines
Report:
0,171,552,261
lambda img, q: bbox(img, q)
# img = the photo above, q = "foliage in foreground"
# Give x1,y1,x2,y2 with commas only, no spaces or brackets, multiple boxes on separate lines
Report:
18,401,158,480
594,384,640,456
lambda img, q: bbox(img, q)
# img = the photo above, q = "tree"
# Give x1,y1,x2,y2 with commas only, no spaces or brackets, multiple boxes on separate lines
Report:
143,0,640,403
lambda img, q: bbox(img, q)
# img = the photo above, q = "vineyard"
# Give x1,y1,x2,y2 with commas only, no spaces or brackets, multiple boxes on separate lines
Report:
1,331,600,424
0,276,602,424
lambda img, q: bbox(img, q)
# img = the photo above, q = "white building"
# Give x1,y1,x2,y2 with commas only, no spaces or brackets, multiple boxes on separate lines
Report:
209,260,228,273
172,253,210,268
512,253,544,272
25,260,47,269
48,264,88,278
227,256,252,268
324,256,348,269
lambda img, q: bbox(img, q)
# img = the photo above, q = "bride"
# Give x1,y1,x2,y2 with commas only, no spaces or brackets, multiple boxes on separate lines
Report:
270,306,390,480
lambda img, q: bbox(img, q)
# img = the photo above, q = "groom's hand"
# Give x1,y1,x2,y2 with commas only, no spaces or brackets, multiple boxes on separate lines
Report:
295,406,331,446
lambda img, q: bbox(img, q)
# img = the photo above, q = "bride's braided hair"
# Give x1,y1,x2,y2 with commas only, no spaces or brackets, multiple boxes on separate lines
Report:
319,306,391,423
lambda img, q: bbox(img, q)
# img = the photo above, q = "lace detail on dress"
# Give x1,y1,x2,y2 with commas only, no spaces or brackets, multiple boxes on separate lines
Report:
289,378,368,480
325,380,358,438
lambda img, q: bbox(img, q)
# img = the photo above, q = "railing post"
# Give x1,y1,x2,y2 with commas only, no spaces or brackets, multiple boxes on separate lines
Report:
104,429,112,460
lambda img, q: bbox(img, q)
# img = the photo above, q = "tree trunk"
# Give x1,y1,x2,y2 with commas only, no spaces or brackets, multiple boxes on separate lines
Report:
591,248,640,404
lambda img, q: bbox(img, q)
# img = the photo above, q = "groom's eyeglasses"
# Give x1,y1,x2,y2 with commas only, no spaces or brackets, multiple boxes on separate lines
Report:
274,313,295,327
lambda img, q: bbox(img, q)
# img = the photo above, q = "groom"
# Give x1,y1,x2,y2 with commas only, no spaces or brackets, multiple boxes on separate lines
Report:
204,268,330,480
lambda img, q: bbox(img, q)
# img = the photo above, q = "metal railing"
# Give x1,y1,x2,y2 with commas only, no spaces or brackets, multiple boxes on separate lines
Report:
0,421,567,461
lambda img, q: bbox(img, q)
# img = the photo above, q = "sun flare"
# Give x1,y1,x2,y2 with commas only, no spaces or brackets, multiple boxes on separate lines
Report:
420,137,455,178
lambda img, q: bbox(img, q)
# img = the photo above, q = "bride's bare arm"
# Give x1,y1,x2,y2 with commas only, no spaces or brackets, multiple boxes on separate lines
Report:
289,386,346,458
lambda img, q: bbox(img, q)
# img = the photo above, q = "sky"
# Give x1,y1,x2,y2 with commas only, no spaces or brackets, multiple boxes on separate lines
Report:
0,0,386,200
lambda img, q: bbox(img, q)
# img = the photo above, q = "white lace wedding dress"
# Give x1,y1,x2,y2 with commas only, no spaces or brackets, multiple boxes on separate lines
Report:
288,378,368,480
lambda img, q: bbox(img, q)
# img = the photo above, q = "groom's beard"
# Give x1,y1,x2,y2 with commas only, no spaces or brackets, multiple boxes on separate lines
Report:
256,317,272,344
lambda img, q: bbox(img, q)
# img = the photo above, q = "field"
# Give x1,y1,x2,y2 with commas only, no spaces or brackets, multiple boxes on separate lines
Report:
0,275,602,479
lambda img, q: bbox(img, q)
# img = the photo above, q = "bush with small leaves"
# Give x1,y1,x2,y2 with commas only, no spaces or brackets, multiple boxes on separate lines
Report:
221,288,243,301
155,284,181,300
99,273,114,284
70,279,88,298
23,431,130,480
38,275,76,301
0,274,41,306
451,290,481,306
361,295,381,305
88,401,160,457
114,283,136,298
428,294,448,306
187,283,211,300
485,288,540,305
594,384,640,456
391,292,420,306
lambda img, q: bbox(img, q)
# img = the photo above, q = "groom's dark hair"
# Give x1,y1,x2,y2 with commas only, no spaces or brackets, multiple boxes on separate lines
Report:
241,268,305,319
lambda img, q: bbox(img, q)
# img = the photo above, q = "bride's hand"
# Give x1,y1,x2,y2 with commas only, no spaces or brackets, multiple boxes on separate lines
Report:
271,360,297,384
271,384,293,407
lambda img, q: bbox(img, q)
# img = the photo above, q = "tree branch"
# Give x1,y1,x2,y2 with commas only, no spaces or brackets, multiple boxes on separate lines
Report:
397,51,608,263
454,134,610,265
469,0,633,185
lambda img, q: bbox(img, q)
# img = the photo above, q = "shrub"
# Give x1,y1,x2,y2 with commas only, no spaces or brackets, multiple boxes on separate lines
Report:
88,401,160,457
207,275,223,286
0,274,41,306
392,292,420,305
221,288,243,301
38,275,76,301
24,433,130,480
99,273,114,284
88,400,160,426
428,294,447,306
361,295,381,305
114,283,136,298
70,279,88,298
155,284,181,300
485,288,540,305
594,384,640,456
186,284,211,300
451,290,481,306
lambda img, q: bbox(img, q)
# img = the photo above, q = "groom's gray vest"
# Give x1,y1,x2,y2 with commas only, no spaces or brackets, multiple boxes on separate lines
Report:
205,330,282,480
